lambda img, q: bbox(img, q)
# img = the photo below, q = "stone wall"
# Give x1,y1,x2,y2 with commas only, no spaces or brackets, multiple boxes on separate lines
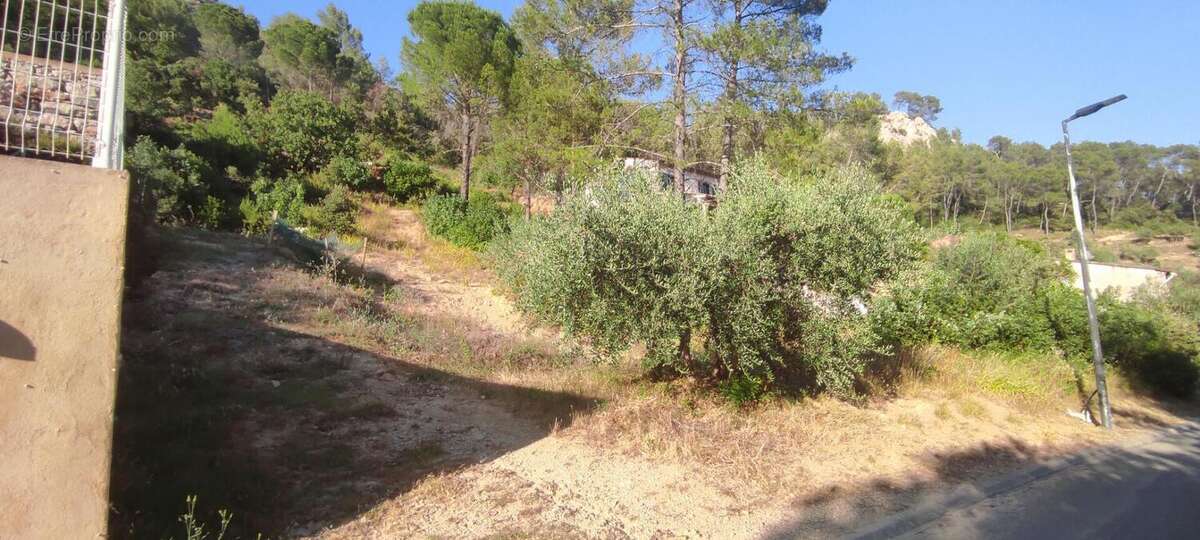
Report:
0,155,128,539
0,53,102,155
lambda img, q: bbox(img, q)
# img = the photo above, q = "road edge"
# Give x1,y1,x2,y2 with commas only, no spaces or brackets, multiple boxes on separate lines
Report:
850,420,1200,539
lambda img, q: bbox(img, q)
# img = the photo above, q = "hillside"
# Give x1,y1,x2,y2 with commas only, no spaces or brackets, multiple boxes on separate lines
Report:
110,223,1195,538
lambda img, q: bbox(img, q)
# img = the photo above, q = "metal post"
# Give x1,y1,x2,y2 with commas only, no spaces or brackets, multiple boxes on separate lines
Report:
1062,121,1112,429
92,0,125,169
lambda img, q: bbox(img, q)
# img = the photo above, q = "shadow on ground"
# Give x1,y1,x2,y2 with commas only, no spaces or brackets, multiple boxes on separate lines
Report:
108,231,599,538
760,422,1200,539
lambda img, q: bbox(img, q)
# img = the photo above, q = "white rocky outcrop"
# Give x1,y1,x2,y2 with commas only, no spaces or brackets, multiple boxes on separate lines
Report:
878,110,937,147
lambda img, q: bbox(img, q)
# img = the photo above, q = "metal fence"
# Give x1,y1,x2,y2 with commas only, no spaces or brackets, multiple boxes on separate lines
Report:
0,0,126,169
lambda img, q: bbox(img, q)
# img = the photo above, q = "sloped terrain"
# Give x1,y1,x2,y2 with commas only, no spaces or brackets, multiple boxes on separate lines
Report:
111,228,1195,538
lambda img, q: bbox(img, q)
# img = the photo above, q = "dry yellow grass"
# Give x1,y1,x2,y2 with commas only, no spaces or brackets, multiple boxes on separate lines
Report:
117,226,1197,538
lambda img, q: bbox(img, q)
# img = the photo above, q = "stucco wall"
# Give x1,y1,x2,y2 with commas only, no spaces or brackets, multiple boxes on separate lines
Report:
0,155,128,539
1070,261,1173,300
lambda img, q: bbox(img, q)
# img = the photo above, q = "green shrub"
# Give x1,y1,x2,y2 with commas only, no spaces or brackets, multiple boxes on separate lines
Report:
873,232,1067,352
184,104,261,175
239,177,305,235
1089,244,1118,263
319,154,372,190
1113,205,1194,237
383,158,439,202
1164,271,1200,327
196,195,229,231
1119,243,1160,265
1099,300,1199,398
493,162,924,397
706,164,924,393
250,90,359,175
126,136,218,226
422,193,510,249
300,185,357,235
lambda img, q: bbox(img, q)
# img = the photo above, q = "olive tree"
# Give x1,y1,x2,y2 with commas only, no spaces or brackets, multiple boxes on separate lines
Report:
492,161,924,397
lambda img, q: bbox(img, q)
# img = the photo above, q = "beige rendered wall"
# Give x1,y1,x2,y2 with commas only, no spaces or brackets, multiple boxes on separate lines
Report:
1070,261,1173,301
0,155,128,539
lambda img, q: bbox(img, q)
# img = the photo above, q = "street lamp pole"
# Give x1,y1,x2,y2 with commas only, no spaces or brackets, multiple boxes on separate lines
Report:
1062,94,1126,430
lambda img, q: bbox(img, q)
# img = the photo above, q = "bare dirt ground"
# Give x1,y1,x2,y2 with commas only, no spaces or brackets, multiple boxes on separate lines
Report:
1013,227,1200,272
112,220,1197,539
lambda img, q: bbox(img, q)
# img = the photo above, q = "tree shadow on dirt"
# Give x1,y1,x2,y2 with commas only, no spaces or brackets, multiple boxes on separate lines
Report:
108,232,600,539
760,422,1200,539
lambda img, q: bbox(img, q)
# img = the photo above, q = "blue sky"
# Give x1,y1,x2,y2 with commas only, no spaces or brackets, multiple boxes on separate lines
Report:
236,0,1199,147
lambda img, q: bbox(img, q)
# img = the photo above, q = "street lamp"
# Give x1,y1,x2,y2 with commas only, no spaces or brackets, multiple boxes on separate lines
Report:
1062,94,1126,430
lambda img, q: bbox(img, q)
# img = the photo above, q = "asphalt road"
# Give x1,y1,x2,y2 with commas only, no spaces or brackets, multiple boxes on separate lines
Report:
892,423,1200,540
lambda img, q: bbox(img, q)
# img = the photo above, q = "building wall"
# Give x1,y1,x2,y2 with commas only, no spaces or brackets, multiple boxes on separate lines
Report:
0,155,128,539
1070,261,1174,300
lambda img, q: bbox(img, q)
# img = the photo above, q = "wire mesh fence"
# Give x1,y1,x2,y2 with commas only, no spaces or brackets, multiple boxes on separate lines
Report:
0,0,125,167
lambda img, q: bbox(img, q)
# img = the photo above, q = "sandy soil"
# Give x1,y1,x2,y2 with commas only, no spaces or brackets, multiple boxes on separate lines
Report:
113,225,1194,539
308,214,1192,539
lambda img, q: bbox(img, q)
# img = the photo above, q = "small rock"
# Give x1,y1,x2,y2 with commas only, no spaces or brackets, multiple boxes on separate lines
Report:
271,380,281,388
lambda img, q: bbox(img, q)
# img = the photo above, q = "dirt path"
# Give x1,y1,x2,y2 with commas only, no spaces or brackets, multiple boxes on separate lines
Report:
114,228,1189,539
320,209,787,538
316,211,1192,539
362,208,534,337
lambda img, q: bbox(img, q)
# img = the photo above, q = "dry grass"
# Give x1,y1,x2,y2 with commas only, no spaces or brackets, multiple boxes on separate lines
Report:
115,225,1197,538
1013,226,1200,272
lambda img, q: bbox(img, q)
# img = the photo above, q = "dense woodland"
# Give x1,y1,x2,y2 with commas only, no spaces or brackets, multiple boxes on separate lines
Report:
122,0,1200,236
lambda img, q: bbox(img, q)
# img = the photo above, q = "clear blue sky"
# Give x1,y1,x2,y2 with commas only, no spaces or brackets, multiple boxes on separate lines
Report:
236,0,1199,147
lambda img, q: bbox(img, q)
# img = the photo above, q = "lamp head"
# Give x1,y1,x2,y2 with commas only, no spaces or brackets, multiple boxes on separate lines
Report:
1065,94,1127,123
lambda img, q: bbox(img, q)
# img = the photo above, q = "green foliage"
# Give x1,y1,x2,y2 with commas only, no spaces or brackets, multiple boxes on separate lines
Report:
875,232,1199,398
403,0,521,197
1164,271,1200,327
1089,244,1118,263
873,233,1068,351
1098,301,1199,398
185,105,261,175
382,158,439,202
493,163,923,396
240,177,306,235
719,374,766,406
482,54,607,202
194,3,264,63
706,164,925,393
251,90,359,175
423,193,510,249
260,14,342,92
402,2,520,108
127,0,201,63
1118,243,1160,265
893,91,943,123
318,154,371,191
127,136,219,226
301,185,357,236
364,89,437,158
197,196,229,231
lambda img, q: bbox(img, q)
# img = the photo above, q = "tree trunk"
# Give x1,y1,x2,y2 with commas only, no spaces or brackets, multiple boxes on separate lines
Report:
1089,185,1099,233
678,328,695,374
1191,182,1198,226
1004,193,1014,233
718,2,743,192
460,108,474,202
978,196,989,225
524,174,533,221
1150,170,1168,208
671,0,687,201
